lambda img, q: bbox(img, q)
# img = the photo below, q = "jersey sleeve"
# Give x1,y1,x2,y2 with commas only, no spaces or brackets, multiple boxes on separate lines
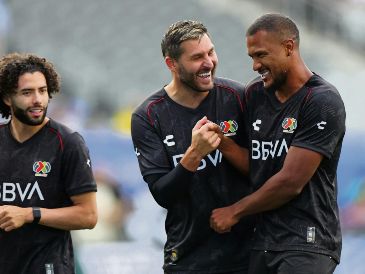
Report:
131,111,171,177
291,90,346,158
61,133,97,196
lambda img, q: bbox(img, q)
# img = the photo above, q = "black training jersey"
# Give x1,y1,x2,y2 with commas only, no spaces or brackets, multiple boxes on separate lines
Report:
0,119,97,274
131,77,254,273
243,74,346,263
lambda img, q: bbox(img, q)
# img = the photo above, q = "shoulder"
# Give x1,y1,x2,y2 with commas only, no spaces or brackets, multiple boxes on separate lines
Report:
132,89,166,117
305,74,345,108
132,88,167,126
0,122,7,131
46,119,86,151
244,76,263,100
214,77,244,93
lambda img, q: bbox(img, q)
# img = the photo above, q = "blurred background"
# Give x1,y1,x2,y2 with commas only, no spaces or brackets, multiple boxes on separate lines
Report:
0,0,364,273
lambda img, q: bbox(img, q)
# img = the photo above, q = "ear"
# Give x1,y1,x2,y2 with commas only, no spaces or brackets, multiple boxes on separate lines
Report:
2,95,11,107
284,39,295,56
165,56,177,72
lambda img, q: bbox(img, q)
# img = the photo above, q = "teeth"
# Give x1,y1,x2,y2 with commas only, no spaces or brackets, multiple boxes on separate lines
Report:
198,72,210,78
260,71,269,79
30,109,42,113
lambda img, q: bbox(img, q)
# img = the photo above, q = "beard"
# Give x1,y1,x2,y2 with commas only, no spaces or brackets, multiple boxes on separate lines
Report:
264,69,288,92
178,64,215,93
12,104,47,126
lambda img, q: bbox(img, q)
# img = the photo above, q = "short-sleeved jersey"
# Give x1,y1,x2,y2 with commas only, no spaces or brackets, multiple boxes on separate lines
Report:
243,74,346,263
131,77,255,273
0,119,97,274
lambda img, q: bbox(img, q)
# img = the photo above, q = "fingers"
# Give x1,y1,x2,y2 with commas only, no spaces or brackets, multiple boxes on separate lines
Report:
0,206,25,232
193,116,208,131
0,220,16,232
210,215,231,233
210,208,235,234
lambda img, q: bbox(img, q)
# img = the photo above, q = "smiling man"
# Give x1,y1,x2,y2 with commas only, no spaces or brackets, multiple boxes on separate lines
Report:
0,53,97,274
208,13,346,274
131,20,255,274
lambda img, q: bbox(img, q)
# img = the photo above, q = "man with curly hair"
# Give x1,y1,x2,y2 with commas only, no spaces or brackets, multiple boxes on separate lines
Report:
0,53,98,274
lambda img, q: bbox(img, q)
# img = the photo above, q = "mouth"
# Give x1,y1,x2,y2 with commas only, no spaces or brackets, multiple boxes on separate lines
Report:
29,108,44,118
197,71,211,79
259,69,270,83
259,70,270,82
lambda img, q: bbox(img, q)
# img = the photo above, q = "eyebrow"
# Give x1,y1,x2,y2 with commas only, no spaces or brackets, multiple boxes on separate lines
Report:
190,46,215,58
20,85,47,92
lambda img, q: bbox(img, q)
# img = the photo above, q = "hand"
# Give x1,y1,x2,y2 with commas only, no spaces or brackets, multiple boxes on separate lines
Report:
0,205,32,232
210,206,239,233
191,116,221,158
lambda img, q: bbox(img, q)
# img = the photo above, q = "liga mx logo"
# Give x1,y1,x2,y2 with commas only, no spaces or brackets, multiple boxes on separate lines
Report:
33,161,51,177
282,117,297,133
220,120,238,136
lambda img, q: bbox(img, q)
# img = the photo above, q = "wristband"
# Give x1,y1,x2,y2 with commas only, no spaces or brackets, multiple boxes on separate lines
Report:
32,207,41,224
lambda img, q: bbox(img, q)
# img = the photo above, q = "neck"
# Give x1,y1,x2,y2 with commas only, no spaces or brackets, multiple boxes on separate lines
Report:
9,117,49,143
165,80,209,109
275,58,313,103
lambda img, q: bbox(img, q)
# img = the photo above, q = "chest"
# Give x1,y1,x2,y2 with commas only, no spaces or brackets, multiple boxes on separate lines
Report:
0,133,64,206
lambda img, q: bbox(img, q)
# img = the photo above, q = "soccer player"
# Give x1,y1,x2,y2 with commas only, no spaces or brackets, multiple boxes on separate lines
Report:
131,20,254,273
0,53,98,274
208,14,346,274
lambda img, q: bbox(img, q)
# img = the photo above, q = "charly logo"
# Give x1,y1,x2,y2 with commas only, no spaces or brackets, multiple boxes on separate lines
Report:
282,117,297,133
220,120,238,136
33,161,51,177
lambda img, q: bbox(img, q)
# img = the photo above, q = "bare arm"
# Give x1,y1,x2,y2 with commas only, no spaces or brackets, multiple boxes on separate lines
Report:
218,135,249,175
210,146,323,232
0,192,97,232
196,121,249,175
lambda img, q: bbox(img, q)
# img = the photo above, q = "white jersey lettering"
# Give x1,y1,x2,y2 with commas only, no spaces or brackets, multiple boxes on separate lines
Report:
251,139,289,160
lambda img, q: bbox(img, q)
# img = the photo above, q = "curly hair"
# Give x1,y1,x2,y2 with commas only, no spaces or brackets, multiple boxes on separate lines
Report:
161,20,209,60
0,52,61,119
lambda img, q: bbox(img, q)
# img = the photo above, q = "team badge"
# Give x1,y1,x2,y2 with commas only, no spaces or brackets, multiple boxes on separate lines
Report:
282,117,297,133
220,120,238,136
170,249,178,262
33,161,51,177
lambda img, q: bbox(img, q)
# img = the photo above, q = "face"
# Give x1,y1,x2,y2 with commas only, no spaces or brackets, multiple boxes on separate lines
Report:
173,33,218,92
246,30,289,90
5,71,49,126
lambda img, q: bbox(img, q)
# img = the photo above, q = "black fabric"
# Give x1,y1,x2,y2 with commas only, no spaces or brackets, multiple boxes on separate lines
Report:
0,119,97,274
248,250,338,274
243,74,345,263
131,77,254,273
144,164,195,208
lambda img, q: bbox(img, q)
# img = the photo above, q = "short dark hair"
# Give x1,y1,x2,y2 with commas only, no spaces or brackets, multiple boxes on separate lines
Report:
161,20,209,60
0,52,60,119
246,13,300,44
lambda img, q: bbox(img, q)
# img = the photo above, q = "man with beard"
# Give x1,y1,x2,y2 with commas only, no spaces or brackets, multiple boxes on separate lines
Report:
0,53,97,274
131,20,254,273
207,14,346,274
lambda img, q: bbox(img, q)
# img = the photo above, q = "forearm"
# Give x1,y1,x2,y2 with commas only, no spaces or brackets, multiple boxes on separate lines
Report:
146,164,195,208
219,136,249,175
0,192,97,232
39,203,97,230
232,172,301,219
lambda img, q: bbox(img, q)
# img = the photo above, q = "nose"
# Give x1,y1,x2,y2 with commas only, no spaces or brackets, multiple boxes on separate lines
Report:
32,90,44,104
252,58,262,72
203,56,215,69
